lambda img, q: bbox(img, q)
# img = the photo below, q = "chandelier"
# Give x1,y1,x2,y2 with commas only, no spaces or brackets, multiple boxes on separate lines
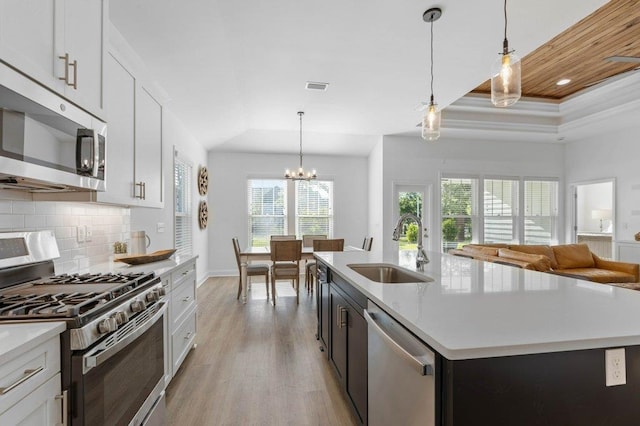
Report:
285,111,316,181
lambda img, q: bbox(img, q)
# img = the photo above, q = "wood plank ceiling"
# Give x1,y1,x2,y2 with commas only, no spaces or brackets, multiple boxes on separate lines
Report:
472,0,640,101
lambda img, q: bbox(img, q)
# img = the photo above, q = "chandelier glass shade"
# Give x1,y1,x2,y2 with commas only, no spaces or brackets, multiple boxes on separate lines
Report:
285,111,316,181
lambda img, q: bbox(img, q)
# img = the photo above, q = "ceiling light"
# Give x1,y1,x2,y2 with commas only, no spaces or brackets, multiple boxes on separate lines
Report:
556,78,571,86
491,0,521,107
421,7,442,141
285,112,316,181
305,81,329,91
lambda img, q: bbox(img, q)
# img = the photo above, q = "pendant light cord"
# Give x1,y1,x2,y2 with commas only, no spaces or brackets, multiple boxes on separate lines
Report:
502,0,510,54
299,112,303,169
429,17,435,102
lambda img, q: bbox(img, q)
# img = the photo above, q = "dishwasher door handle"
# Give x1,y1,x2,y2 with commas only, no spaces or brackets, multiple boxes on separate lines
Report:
364,309,433,376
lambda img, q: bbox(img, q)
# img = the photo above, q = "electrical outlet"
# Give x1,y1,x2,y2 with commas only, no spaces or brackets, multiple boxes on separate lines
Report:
85,226,92,242
77,226,86,243
605,348,626,386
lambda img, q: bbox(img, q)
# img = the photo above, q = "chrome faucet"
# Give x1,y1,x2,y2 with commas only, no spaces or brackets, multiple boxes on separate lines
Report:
392,213,429,271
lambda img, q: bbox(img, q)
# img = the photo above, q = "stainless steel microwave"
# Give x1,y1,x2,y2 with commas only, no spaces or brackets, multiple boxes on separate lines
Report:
0,61,106,192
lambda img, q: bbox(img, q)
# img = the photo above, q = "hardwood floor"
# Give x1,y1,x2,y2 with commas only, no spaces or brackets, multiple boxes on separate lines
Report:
165,276,358,426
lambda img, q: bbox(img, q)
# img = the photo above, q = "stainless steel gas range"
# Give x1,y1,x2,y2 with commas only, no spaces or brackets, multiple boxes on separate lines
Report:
0,231,166,426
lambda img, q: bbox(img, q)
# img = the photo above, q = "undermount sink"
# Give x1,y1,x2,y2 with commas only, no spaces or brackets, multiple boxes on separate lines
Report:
347,263,434,284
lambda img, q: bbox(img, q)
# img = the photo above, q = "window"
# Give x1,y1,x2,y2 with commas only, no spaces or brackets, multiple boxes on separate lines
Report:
247,178,334,245
483,178,518,243
247,179,287,246
295,180,333,237
174,155,192,257
440,175,558,250
441,177,477,252
524,180,558,245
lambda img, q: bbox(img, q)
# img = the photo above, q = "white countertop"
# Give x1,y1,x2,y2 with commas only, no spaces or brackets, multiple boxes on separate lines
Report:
316,250,640,360
0,322,66,365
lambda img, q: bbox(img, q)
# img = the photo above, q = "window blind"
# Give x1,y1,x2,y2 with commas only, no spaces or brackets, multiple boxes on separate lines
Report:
174,155,193,257
483,178,518,243
247,179,287,246
295,180,333,237
524,179,558,244
441,177,477,252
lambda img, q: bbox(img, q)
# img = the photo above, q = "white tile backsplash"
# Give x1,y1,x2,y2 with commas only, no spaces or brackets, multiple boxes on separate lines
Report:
0,199,130,274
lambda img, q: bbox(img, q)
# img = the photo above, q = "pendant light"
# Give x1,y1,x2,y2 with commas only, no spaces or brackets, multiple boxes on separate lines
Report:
285,111,316,181
422,8,442,141
491,0,521,107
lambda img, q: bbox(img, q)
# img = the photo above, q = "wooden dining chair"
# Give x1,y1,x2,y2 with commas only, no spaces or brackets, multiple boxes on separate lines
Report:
362,237,373,251
270,235,297,241
232,238,270,300
306,238,344,292
302,234,326,247
270,239,303,305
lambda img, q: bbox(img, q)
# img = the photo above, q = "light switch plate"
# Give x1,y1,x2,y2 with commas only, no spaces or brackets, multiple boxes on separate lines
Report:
605,348,626,386
157,222,165,233
77,226,86,243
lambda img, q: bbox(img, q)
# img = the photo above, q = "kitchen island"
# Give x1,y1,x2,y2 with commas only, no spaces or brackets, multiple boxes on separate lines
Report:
315,250,640,425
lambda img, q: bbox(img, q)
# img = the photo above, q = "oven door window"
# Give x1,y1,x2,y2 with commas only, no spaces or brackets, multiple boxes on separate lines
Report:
78,316,164,425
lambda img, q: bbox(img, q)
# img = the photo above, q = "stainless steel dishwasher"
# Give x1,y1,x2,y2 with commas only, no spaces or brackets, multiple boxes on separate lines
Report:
365,301,435,426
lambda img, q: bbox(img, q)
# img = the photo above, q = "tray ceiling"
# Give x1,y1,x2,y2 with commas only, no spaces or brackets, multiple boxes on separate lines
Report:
472,0,640,100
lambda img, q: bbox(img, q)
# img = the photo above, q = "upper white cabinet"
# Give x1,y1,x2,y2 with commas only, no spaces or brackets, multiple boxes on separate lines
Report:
98,52,135,206
0,0,106,118
98,48,163,208
134,85,163,207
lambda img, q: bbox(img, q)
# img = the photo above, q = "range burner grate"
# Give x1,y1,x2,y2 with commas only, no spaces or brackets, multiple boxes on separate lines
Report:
34,272,146,285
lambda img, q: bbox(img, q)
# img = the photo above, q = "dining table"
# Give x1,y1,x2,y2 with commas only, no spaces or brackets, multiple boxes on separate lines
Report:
238,245,360,303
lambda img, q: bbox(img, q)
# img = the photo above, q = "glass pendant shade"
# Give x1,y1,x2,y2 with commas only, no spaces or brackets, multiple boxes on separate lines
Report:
421,101,441,141
491,51,521,107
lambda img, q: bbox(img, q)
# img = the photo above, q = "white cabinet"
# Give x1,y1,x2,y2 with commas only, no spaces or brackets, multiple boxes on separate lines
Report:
0,334,64,426
161,258,197,383
98,51,163,207
134,85,163,207
616,241,640,263
0,0,106,118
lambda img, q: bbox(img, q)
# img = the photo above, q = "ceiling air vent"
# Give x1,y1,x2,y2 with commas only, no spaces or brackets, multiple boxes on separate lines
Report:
305,81,329,91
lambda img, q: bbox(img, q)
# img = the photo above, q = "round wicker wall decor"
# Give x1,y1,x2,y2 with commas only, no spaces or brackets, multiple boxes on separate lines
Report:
199,201,209,229
198,166,209,196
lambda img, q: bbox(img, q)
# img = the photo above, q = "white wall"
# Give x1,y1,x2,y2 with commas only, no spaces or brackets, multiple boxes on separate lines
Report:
207,151,369,276
130,110,209,284
565,113,640,242
380,135,567,262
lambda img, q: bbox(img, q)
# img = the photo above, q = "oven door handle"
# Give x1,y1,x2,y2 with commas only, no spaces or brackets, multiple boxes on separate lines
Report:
83,302,167,374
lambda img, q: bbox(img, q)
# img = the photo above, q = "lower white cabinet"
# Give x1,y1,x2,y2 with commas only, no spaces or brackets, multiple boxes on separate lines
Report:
161,257,197,386
0,373,62,426
0,331,64,426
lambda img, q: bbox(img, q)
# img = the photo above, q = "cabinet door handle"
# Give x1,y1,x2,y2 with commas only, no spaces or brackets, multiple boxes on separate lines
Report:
184,331,194,340
182,295,191,302
135,182,144,199
68,59,78,90
142,182,146,200
336,305,347,329
55,390,68,426
0,366,44,394
58,53,70,85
